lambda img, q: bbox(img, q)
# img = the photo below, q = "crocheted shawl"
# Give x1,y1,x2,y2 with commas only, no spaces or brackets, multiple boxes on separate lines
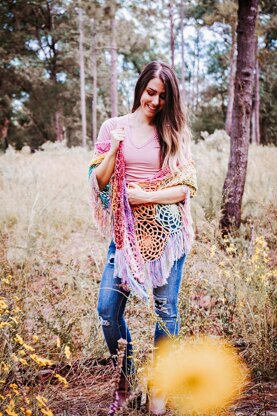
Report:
89,140,197,301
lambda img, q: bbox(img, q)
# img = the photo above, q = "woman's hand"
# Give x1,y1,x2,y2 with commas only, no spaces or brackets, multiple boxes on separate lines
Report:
109,128,125,155
127,183,151,205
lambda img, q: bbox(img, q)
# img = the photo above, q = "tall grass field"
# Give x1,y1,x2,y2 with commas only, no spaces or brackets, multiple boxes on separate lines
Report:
0,131,276,415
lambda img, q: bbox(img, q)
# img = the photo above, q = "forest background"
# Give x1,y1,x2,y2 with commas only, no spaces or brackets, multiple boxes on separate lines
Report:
0,1,276,415
0,0,276,150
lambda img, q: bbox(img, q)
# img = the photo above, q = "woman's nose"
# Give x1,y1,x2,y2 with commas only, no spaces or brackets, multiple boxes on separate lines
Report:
152,95,159,106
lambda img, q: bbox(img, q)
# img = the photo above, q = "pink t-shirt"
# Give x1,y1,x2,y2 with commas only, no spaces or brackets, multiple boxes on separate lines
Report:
96,114,161,183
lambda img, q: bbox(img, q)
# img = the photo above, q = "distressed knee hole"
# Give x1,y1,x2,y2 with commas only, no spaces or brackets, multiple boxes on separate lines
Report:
154,296,170,315
99,316,110,326
108,253,115,265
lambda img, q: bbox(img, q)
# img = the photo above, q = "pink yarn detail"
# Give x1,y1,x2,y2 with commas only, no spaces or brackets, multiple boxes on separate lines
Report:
96,141,111,153
112,142,125,249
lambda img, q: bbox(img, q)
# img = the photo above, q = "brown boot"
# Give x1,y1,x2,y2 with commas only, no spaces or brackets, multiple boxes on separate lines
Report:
108,374,130,415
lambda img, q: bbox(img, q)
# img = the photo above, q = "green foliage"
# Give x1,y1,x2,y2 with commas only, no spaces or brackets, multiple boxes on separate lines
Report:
259,54,277,145
0,0,276,148
258,4,277,144
191,106,225,141
186,0,217,20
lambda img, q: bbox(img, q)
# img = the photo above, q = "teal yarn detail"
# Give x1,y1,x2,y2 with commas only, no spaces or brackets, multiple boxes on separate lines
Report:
155,204,182,232
88,164,97,178
99,185,110,209
89,164,110,209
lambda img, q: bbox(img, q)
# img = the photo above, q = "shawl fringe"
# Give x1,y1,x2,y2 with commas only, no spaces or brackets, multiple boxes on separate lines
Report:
89,170,112,235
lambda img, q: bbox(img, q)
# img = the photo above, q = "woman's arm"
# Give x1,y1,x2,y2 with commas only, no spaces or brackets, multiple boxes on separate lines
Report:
127,183,186,205
94,128,125,190
94,151,117,190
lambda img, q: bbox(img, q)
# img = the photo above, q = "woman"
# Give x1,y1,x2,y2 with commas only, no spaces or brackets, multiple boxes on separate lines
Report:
89,61,197,415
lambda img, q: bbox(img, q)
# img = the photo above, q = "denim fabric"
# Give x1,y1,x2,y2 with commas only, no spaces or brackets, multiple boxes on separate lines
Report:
97,240,186,374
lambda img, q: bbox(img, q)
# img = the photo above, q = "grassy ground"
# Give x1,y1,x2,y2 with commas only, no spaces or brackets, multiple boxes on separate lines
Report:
0,134,276,415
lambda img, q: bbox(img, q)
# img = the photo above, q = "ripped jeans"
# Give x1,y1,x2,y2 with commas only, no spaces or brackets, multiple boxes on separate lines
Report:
97,240,186,374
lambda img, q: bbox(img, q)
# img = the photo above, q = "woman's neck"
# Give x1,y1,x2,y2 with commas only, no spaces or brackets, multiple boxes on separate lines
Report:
131,108,154,126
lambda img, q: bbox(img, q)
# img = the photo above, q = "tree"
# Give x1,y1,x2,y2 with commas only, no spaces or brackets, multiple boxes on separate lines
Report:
0,0,38,147
220,0,259,233
200,1,238,135
257,0,276,144
194,29,200,111
168,0,175,68
90,18,97,145
3,0,275,150
28,0,72,143
78,2,87,147
0,0,80,149
179,0,186,103
110,16,118,117
251,38,260,144
225,27,237,136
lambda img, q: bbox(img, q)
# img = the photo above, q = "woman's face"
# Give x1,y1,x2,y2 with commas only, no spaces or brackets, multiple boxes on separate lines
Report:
140,77,166,120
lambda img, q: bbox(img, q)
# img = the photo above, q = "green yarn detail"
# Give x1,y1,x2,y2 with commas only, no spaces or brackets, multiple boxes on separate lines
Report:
89,165,110,209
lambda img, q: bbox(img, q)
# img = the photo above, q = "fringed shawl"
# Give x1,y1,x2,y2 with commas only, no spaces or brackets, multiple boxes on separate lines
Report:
89,140,197,301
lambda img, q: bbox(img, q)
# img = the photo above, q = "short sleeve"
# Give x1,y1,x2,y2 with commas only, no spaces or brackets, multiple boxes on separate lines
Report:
96,117,118,144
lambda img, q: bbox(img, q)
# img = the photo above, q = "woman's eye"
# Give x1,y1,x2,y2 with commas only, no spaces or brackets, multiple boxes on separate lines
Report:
147,90,165,100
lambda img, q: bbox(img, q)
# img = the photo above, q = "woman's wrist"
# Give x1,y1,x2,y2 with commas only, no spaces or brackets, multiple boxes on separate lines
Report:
107,149,117,158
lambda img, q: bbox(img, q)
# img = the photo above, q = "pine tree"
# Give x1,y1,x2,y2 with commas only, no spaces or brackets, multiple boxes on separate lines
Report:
78,1,87,147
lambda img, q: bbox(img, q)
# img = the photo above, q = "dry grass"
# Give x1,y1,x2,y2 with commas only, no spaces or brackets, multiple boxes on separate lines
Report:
0,134,276,415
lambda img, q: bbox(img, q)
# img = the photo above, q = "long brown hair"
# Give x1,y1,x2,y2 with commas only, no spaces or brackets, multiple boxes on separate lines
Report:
132,61,191,171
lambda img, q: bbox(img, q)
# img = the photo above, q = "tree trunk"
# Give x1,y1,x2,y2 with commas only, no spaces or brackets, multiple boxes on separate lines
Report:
54,111,62,142
91,18,97,145
190,33,198,111
251,39,260,144
195,30,200,111
78,3,87,148
180,0,186,103
220,0,259,233
110,17,118,118
0,119,9,151
169,0,175,68
254,57,260,144
225,27,237,136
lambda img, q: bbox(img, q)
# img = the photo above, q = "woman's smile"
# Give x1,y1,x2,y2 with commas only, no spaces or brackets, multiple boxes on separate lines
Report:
146,104,158,113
